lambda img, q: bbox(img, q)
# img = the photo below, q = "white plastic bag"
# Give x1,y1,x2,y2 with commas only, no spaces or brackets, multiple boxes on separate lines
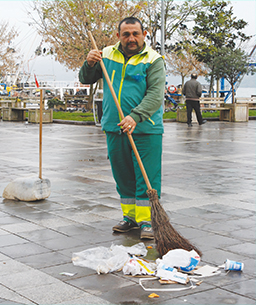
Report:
117,242,148,257
156,249,200,272
72,243,148,274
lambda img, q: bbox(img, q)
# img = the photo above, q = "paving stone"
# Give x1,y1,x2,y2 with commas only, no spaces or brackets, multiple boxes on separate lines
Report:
226,242,255,258
190,234,240,253
40,262,96,280
1,222,43,234
0,234,28,247
183,287,256,304
0,269,59,290
0,242,50,259
0,259,33,276
17,251,71,269
0,121,255,305
0,285,35,305
224,278,256,301
18,281,94,304
17,228,68,243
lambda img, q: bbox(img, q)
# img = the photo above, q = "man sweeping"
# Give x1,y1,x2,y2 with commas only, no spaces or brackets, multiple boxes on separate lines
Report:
79,16,166,240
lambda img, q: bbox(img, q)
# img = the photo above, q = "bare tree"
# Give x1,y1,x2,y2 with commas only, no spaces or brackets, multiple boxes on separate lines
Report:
166,52,208,87
141,0,202,51
165,32,208,90
0,21,18,82
29,0,146,70
28,0,146,106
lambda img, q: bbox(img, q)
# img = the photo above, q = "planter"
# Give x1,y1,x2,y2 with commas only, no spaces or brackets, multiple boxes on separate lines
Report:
28,109,53,123
176,108,197,123
2,108,26,121
221,103,248,122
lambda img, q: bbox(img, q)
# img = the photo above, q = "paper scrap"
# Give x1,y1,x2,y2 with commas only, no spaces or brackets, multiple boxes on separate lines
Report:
60,272,77,277
192,265,221,277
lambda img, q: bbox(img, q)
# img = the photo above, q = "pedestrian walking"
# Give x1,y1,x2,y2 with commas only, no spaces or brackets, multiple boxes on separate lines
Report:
182,73,207,127
79,16,166,239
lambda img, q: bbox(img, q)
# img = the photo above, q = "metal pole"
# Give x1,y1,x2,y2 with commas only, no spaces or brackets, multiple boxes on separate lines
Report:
161,0,165,56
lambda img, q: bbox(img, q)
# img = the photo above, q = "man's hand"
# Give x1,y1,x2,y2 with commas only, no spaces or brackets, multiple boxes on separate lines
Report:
118,115,136,135
86,49,102,67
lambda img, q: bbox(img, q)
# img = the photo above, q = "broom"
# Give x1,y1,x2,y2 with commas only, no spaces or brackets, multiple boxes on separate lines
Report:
88,31,202,258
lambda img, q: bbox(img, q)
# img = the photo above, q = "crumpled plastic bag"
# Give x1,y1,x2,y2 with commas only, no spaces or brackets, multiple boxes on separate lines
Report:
156,249,200,272
72,243,147,274
116,242,148,257
123,256,156,276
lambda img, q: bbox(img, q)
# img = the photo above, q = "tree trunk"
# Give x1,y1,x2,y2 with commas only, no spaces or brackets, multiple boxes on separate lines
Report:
231,83,235,104
209,75,214,98
88,84,94,110
98,78,103,98
181,75,185,88
216,78,219,98
181,75,185,104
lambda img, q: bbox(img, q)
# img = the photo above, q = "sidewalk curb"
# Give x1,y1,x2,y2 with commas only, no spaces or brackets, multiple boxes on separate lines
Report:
52,117,255,125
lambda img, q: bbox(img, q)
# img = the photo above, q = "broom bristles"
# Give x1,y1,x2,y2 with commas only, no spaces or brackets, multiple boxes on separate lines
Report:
147,189,202,258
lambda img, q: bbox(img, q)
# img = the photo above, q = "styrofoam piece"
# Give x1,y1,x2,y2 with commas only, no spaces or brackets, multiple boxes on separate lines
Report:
139,277,195,292
190,265,221,278
2,175,51,201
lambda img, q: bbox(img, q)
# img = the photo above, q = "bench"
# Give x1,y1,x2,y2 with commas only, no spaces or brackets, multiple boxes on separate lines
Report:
199,97,232,121
236,97,256,110
0,100,17,108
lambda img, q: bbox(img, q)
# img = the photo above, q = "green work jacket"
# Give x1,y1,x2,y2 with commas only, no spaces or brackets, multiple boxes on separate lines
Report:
79,42,165,134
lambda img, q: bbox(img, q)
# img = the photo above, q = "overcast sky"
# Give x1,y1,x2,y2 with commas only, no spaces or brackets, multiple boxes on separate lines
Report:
0,0,255,84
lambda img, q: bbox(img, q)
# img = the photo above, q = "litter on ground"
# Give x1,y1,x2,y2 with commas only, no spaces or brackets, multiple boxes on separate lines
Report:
72,243,244,292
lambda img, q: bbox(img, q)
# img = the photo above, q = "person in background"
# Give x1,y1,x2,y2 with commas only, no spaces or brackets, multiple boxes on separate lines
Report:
79,16,166,239
182,73,207,127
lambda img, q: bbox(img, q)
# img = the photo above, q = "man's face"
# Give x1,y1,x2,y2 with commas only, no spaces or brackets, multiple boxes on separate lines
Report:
117,22,146,57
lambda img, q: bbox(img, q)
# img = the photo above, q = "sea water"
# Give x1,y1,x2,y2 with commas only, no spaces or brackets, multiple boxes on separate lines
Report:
235,87,256,97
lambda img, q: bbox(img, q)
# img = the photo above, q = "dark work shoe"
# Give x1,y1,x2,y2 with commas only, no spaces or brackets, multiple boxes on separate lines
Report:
112,220,139,233
140,226,154,240
188,123,193,127
199,120,207,125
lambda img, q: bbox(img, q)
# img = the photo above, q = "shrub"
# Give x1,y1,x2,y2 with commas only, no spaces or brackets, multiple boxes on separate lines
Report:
47,98,64,109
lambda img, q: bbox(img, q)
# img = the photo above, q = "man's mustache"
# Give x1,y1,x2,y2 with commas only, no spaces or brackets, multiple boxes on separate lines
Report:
127,42,138,46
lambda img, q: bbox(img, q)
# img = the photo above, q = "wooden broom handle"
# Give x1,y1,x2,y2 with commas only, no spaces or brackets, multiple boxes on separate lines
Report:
88,31,152,191
39,89,43,179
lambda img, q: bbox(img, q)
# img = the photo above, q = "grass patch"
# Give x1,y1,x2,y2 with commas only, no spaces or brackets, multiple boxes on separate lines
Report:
249,110,256,116
53,111,94,121
163,109,221,120
163,111,177,119
202,110,220,118
29,109,254,122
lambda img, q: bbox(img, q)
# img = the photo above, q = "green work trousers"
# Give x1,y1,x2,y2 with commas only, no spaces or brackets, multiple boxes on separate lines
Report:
106,132,162,226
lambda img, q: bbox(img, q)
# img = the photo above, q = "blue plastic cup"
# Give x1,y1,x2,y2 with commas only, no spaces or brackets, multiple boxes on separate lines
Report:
224,259,244,271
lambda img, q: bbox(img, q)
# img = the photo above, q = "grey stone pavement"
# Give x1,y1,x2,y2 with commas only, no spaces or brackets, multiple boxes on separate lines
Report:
0,119,255,305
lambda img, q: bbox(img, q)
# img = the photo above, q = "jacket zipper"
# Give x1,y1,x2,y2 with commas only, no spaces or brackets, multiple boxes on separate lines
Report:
114,50,156,126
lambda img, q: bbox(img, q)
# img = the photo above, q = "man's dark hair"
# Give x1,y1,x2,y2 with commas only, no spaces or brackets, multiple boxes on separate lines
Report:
118,17,144,33
191,73,198,79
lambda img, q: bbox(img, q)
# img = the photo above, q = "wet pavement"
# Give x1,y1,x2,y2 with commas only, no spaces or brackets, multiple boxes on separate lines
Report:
0,120,255,305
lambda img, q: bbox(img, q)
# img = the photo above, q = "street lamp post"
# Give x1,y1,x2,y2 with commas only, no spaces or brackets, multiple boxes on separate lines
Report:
161,0,165,56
